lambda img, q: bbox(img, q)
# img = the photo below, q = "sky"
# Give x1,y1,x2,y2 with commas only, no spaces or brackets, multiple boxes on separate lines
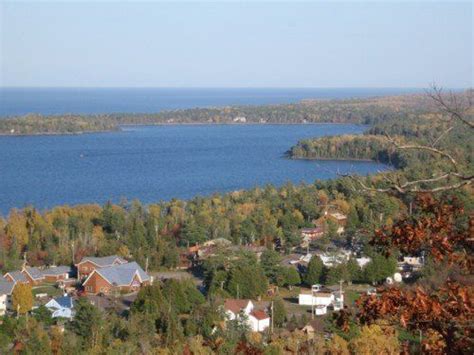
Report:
0,1,472,88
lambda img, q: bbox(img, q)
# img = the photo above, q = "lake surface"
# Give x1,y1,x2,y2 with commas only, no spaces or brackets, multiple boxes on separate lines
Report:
0,124,388,215
0,87,421,116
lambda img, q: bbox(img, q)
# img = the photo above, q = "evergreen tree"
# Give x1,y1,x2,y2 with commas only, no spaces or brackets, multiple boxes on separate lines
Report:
260,249,281,283
304,256,324,286
272,297,287,327
71,297,103,346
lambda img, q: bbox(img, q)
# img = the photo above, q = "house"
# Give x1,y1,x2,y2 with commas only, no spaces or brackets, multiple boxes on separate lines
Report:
224,299,254,320
223,299,270,332
313,211,347,234
301,227,324,244
4,266,72,286
3,270,27,284
248,309,270,332
298,287,344,315
82,261,151,295
40,266,72,283
22,266,72,285
298,289,334,307
45,295,75,319
76,255,128,280
0,280,16,316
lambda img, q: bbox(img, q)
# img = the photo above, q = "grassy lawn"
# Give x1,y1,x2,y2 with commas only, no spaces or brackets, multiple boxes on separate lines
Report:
32,285,62,298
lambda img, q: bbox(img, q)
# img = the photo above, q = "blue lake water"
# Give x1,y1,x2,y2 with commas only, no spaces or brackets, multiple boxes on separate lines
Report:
0,87,421,117
0,124,388,215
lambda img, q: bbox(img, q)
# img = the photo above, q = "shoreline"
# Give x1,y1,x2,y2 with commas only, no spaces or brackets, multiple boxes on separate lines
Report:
288,155,376,163
0,122,368,137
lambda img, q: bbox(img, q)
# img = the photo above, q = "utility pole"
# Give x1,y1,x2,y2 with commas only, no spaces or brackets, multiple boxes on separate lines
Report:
71,241,75,265
311,287,314,319
145,256,149,273
237,284,239,299
271,301,274,334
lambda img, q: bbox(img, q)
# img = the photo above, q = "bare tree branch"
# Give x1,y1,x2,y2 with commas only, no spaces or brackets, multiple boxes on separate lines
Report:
342,85,473,195
426,85,474,129
385,133,459,171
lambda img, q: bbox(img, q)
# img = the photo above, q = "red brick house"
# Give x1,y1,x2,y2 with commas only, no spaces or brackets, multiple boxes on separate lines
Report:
82,261,151,295
4,266,71,286
76,255,127,280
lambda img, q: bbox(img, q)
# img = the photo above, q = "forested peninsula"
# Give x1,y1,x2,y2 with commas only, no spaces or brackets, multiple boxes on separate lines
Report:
0,93,438,135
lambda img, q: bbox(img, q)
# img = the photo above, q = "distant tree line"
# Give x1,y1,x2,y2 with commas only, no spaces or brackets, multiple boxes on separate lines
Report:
0,93,441,135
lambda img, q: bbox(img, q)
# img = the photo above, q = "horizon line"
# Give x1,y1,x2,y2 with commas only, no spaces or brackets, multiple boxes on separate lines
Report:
1,86,467,90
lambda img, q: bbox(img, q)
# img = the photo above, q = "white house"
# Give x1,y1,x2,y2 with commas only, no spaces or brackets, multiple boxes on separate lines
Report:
0,280,16,316
45,295,75,319
298,290,334,307
223,299,270,332
248,309,270,332
298,288,344,314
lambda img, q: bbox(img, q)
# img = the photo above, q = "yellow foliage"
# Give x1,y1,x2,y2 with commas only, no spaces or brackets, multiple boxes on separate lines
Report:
12,282,33,314
350,324,400,355
325,334,350,355
5,209,29,248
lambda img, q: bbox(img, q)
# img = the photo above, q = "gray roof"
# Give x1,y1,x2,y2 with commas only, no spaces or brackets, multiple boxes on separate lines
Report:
4,270,26,283
0,280,15,295
41,266,72,276
95,261,150,286
24,267,44,280
24,266,72,279
79,255,127,267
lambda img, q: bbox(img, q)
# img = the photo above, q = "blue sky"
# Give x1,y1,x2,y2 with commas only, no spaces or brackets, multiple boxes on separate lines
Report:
0,1,472,88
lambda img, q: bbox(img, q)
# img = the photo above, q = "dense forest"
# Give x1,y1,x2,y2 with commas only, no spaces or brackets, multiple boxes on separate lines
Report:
0,93,442,135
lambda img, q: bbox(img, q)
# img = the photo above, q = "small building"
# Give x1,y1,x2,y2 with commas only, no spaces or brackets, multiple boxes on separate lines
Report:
76,255,128,280
301,227,324,244
45,295,75,319
0,280,16,316
314,305,328,315
248,309,270,332
313,211,347,235
223,299,270,332
298,290,334,307
82,261,151,295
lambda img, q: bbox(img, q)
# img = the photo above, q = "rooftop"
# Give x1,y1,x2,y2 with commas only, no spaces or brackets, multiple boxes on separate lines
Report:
94,261,150,286
0,279,15,295
224,299,251,314
78,255,127,267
